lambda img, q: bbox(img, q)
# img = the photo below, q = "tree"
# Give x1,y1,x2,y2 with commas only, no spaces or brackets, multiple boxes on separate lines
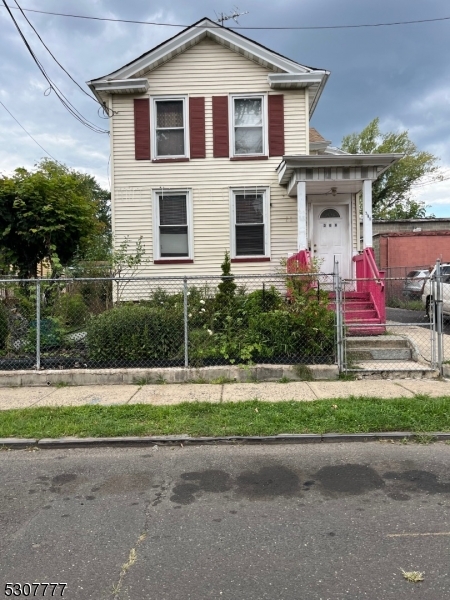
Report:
0,159,107,277
341,118,441,219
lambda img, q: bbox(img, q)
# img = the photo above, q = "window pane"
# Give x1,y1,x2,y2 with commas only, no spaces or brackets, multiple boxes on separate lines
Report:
236,225,264,256
234,98,262,126
157,129,185,156
235,127,263,154
156,100,184,128
159,195,187,225
160,226,188,257
236,194,263,223
320,208,341,219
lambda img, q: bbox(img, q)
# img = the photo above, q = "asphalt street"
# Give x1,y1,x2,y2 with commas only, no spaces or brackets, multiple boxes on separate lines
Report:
1,443,450,600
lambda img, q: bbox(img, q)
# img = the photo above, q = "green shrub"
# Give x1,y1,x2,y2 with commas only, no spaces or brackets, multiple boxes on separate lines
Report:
54,293,89,329
87,305,184,362
0,302,8,350
244,287,282,316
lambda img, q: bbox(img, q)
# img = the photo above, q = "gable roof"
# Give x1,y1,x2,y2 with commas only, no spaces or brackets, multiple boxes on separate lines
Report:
87,17,329,116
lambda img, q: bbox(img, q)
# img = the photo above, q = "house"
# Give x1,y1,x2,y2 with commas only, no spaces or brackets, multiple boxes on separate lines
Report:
87,17,402,283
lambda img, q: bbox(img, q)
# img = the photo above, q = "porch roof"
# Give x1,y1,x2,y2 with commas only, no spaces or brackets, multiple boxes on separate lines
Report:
277,153,403,193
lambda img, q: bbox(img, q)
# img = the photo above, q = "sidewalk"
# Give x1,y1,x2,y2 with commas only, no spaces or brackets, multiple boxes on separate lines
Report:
1,379,449,410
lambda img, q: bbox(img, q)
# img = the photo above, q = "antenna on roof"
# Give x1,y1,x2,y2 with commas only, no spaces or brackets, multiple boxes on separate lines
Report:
215,7,249,26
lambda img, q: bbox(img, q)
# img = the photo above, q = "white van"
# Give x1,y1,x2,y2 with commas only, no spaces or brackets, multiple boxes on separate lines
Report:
421,263,450,319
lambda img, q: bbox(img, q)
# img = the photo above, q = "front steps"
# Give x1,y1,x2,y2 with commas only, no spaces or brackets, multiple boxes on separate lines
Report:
329,291,385,336
345,336,438,379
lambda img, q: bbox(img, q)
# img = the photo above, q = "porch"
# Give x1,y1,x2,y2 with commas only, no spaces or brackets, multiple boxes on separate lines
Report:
278,153,403,334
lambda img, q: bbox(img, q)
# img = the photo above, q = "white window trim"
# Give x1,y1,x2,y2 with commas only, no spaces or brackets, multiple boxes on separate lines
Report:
152,188,194,260
229,94,268,158
230,187,270,259
151,95,189,160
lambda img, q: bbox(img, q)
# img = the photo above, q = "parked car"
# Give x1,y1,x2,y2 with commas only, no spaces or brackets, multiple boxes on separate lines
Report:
421,264,450,319
402,269,430,299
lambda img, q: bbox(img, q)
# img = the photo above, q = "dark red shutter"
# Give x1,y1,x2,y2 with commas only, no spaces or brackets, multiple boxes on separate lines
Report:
189,97,206,159
134,98,150,160
212,96,229,158
268,94,284,157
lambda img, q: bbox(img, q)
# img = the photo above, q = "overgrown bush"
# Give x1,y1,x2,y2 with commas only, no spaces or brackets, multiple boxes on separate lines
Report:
54,293,89,329
0,302,8,350
87,305,184,362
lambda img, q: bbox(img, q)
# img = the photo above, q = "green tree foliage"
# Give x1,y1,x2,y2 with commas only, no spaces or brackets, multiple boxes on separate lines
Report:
0,159,108,277
215,251,237,308
341,118,440,219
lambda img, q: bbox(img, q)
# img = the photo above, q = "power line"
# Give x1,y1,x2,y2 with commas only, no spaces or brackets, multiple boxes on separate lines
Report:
0,100,62,164
11,0,98,105
1,5,449,30
1,0,109,134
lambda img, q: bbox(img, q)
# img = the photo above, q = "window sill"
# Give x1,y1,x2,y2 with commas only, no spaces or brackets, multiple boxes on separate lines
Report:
231,257,271,263
230,156,269,161
154,259,194,264
152,158,189,163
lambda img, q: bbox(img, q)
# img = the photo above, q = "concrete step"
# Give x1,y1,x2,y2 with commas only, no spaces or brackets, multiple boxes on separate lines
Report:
348,348,412,361
346,362,438,380
329,292,370,301
347,336,410,349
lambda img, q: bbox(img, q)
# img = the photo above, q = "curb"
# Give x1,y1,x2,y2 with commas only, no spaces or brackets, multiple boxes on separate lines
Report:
1,432,450,450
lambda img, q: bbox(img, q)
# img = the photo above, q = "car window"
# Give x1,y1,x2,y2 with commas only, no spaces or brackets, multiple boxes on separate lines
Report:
406,271,420,278
442,266,450,275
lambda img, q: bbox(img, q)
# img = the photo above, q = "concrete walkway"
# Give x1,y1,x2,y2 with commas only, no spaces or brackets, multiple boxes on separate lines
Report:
0,379,449,410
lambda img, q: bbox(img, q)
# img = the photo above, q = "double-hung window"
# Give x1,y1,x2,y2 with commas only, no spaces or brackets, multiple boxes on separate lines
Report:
231,188,269,257
154,191,192,260
153,97,187,158
232,95,266,156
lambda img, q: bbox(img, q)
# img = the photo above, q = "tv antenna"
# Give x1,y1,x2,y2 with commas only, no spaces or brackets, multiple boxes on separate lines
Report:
215,7,249,26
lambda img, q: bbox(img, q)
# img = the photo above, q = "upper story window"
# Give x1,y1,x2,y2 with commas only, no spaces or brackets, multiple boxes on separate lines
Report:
153,97,188,159
232,95,266,156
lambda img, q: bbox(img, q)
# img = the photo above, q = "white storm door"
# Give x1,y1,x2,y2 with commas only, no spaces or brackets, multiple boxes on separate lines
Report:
312,205,350,277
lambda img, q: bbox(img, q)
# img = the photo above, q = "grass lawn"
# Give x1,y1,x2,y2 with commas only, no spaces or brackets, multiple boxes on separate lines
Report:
1,395,450,439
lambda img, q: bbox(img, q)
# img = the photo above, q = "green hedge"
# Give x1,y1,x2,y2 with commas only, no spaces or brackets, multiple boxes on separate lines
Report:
86,305,184,362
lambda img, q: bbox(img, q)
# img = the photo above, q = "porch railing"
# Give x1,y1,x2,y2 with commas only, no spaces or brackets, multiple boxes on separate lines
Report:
353,248,386,323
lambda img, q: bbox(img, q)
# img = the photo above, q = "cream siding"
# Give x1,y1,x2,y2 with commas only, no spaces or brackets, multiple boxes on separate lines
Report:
110,37,307,276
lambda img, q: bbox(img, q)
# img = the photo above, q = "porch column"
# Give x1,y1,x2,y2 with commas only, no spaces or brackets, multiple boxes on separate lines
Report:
297,180,307,250
362,179,373,248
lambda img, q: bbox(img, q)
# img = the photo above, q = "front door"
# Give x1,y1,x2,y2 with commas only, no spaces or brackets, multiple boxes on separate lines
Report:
312,205,350,277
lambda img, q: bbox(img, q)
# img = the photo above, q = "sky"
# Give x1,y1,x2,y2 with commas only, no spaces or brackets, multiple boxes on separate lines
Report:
1,0,449,216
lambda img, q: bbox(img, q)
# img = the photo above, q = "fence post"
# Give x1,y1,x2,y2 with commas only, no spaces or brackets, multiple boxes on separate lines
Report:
435,259,443,374
36,280,41,370
183,277,189,368
334,261,344,372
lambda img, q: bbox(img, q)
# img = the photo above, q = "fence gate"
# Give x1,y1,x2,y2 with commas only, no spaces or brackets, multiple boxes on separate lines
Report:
335,259,444,377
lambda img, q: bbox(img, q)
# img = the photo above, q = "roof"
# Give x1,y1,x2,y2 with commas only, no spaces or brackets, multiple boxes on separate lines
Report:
374,230,450,238
309,127,328,143
87,17,330,116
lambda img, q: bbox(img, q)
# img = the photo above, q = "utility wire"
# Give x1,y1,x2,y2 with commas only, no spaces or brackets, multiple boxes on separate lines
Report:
11,0,98,104
1,5,449,30
1,0,108,133
0,100,62,164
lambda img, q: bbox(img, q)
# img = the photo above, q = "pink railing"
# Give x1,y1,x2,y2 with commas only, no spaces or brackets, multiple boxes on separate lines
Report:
286,250,311,272
353,248,386,323
286,250,314,300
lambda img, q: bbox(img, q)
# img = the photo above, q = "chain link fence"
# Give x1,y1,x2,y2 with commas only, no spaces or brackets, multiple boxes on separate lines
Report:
335,259,446,376
0,273,336,371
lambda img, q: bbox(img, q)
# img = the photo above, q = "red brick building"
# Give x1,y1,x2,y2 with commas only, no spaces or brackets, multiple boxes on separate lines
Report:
372,219,450,272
